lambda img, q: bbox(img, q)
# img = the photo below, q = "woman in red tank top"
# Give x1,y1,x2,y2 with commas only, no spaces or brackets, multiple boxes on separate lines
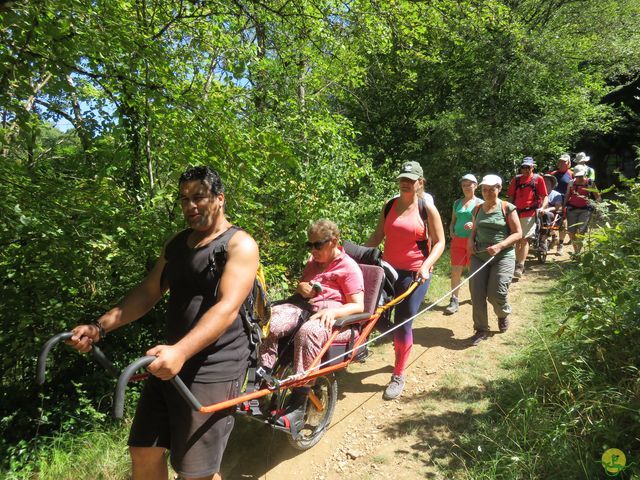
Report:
366,161,445,400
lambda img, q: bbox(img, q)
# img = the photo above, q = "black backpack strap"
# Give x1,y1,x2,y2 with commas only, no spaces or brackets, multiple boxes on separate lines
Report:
383,198,395,218
416,196,430,257
383,196,428,221
417,196,428,221
206,226,261,357
515,174,541,212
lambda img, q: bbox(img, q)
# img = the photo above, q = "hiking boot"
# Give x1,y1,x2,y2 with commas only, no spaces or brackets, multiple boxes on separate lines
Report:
498,317,510,333
443,296,459,315
470,330,488,346
513,263,524,279
382,374,405,400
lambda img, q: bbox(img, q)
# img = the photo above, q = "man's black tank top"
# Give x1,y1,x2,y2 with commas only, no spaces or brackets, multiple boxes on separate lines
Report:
162,227,250,382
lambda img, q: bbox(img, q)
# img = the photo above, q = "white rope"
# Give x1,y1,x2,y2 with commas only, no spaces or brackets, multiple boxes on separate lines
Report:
278,255,496,385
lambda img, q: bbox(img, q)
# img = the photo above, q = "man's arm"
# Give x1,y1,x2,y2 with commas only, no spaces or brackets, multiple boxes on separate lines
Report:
67,249,168,353
147,231,259,380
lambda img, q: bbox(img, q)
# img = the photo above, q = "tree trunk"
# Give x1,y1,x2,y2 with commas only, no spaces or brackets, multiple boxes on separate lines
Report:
65,75,92,161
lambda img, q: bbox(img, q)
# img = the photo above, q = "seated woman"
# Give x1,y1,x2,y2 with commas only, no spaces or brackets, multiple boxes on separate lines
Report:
258,219,364,430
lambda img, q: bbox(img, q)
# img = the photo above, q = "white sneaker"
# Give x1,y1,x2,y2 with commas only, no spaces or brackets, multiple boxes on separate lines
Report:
383,375,405,400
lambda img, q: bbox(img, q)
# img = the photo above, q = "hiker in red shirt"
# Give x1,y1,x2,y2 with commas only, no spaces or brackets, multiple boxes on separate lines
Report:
507,157,548,279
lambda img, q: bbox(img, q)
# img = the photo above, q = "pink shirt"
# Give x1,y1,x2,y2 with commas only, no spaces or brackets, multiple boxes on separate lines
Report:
301,247,364,309
382,199,427,271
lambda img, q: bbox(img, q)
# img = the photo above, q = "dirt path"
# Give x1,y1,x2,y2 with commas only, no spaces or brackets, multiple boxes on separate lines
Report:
221,252,570,479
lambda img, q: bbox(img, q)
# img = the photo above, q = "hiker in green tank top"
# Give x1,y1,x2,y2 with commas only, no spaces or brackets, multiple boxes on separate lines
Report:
467,174,522,346
444,173,482,315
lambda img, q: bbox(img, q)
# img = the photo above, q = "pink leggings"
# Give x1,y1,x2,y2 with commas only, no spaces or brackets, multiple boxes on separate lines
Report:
259,303,354,374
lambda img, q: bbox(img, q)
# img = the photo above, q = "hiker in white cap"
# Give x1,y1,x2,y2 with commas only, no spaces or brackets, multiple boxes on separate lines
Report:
467,175,522,346
574,152,596,181
444,173,483,315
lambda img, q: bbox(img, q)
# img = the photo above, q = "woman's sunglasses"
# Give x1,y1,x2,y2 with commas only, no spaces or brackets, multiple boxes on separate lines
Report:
305,239,330,250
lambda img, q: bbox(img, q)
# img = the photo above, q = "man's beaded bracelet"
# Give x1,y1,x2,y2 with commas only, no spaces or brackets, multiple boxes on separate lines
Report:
93,322,106,341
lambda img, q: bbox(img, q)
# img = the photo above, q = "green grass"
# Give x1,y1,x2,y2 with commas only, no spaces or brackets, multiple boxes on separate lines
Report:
6,424,132,480
372,454,388,464
448,186,640,480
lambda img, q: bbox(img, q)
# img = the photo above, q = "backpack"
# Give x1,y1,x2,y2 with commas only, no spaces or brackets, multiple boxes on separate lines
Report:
207,227,272,347
512,174,541,213
473,200,508,220
383,196,430,257
566,178,596,209
342,240,397,333
472,201,510,248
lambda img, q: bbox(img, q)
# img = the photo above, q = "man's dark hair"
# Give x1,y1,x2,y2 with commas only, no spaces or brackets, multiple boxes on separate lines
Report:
179,166,225,195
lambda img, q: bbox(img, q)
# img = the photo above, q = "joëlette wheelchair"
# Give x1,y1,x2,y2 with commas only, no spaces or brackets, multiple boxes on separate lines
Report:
529,209,563,263
37,244,415,451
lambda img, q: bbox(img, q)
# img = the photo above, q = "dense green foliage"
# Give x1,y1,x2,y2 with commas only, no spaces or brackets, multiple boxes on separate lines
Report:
1,0,639,476
457,182,640,478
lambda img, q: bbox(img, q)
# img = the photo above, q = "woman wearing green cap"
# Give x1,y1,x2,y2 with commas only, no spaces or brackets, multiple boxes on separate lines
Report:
366,161,445,399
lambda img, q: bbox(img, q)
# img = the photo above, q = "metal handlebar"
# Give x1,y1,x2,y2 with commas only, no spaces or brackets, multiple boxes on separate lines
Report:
37,332,204,419
113,356,202,418
36,331,119,385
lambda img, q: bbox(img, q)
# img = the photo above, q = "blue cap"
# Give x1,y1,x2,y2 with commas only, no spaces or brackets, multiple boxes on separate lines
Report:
521,157,535,167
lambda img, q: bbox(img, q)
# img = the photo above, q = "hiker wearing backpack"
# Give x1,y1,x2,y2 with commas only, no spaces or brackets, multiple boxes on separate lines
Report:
573,151,596,181
444,173,483,315
66,166,259,480
563,164,602,255
468,175,522,346
366,161,445,400
258,219,364,433
507,157,548,279
547,154,573,255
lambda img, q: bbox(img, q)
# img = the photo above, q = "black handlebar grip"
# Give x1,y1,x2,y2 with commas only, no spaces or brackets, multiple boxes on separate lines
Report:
36,332,73,385
113,356,203,419
37,331,120,385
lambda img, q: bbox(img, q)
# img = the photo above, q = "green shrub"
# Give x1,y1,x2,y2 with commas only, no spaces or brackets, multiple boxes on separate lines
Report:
456,182,640,479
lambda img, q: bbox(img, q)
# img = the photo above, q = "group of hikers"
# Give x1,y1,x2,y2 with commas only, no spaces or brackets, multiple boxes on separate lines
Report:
64,156,601,479
442,153,601,346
